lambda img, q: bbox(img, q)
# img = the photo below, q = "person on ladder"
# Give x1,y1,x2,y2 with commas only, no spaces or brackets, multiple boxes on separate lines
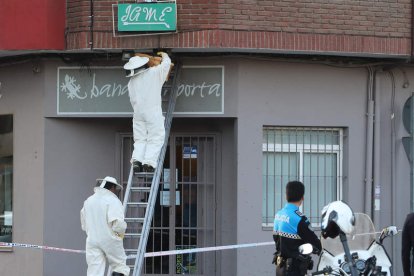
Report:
124,51,172,174
81,176,130,276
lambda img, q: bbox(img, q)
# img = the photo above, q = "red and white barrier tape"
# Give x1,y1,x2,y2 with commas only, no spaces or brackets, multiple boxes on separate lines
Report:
0,241,274,259
139,241,274,259
0,242,86,254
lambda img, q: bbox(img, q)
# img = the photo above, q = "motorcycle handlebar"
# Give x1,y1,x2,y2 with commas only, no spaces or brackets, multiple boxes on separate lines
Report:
312,266,333,275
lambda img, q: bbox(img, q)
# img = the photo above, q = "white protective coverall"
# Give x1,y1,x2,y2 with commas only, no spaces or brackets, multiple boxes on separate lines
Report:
81,187,130,276
128,52,172,168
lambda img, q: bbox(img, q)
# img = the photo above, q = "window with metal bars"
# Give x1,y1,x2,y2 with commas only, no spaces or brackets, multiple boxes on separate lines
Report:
262,127,344,227
0,114,12,249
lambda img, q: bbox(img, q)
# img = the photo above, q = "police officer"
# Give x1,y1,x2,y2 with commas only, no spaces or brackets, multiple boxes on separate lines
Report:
273,181,322,276
402,212,414,276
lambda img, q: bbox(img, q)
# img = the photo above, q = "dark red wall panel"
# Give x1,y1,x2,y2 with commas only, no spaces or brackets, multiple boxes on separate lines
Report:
0,0,65,50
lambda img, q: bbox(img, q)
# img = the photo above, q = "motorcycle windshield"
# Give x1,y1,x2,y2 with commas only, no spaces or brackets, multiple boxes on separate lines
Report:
321,213,376,256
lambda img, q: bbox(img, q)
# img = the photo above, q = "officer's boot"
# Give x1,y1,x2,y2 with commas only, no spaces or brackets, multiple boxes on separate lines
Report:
112,272,125,276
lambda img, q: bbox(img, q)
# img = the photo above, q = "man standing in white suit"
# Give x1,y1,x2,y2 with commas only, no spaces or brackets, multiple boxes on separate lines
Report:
81,176,129,276
124,51,171,174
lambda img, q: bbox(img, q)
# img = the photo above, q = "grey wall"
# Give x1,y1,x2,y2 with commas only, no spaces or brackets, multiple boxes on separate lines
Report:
235,59,369,275
42,57,239,275
377,69,412,274
43,117,237,276
232,60,414,276
0,62,45,275
2,56,414,276
43,118,131,276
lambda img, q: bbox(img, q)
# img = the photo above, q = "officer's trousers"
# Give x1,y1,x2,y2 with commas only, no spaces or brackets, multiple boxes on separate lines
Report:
275,265,304,276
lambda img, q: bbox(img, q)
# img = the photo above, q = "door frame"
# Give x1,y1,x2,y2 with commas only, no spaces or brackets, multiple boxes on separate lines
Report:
116,131,221,275
167,132,219,275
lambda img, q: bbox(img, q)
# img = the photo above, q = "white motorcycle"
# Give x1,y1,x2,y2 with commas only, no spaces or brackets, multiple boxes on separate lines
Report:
313,213,398,275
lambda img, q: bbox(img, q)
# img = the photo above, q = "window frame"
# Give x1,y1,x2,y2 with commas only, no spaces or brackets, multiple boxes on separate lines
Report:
262,127,344,229
0,114,13,251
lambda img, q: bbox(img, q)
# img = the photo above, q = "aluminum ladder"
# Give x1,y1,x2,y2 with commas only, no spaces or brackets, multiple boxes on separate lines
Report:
120,62,181,276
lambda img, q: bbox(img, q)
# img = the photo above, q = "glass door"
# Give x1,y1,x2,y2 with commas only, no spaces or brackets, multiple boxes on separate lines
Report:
120,134,217,275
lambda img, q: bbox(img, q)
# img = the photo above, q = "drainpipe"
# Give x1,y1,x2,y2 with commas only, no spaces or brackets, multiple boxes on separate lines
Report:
89,0,94,50
373,71,381,229
388,71,397,275
412,0,414,58
365,67,375,218
411,92,414,212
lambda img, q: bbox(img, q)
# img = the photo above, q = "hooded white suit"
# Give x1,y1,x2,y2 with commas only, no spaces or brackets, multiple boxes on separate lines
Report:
81,187,130,276
127,52,171,168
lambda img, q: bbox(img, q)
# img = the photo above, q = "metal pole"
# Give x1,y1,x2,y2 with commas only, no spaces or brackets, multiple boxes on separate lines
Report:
373,71,381,229
339,233,358,276
411,92,414,211
365,67,374,218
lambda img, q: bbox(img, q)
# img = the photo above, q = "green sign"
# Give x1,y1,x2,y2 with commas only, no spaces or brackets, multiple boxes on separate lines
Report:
118,3,177,32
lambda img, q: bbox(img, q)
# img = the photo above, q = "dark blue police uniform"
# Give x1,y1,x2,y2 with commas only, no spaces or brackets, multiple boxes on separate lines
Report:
273,203,322,276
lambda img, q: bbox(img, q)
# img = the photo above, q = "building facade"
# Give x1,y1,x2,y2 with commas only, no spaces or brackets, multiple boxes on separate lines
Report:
0,0,413,275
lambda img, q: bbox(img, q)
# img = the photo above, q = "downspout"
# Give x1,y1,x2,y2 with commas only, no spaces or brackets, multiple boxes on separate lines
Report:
412,0,414,58
89,0,94,50
388,71,397,275
365,67,374,218
411,92,414,212
373,71,381,229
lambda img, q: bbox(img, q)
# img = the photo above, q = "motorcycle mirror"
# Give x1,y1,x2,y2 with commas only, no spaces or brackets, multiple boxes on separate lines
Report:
298,243,313,255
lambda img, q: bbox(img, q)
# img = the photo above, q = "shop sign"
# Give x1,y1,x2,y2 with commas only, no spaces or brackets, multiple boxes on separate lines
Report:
57,66,224,115
118,2,177,32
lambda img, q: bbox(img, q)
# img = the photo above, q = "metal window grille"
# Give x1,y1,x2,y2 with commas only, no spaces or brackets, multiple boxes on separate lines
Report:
0,114,13,250
262,127,344,227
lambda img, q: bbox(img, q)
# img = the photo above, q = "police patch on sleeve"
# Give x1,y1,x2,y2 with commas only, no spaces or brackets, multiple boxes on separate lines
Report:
296,210,311,224
295,210,304,217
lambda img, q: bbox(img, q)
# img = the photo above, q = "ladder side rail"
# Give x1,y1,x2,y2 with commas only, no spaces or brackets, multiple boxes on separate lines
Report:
108,64,180,276
123,166,134,213
106,140,136,276
133,63,181,276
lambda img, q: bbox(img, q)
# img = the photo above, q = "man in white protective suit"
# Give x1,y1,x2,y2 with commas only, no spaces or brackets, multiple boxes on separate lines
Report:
124,51,172,174
80,176,130,276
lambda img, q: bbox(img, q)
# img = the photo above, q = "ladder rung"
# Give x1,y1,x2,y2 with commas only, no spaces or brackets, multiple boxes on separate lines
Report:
131,187,151,192
134,175,154,179
125,217,145,222
127,202,148,206
125,249,138,252
125,233,142,237
134,172,154,176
